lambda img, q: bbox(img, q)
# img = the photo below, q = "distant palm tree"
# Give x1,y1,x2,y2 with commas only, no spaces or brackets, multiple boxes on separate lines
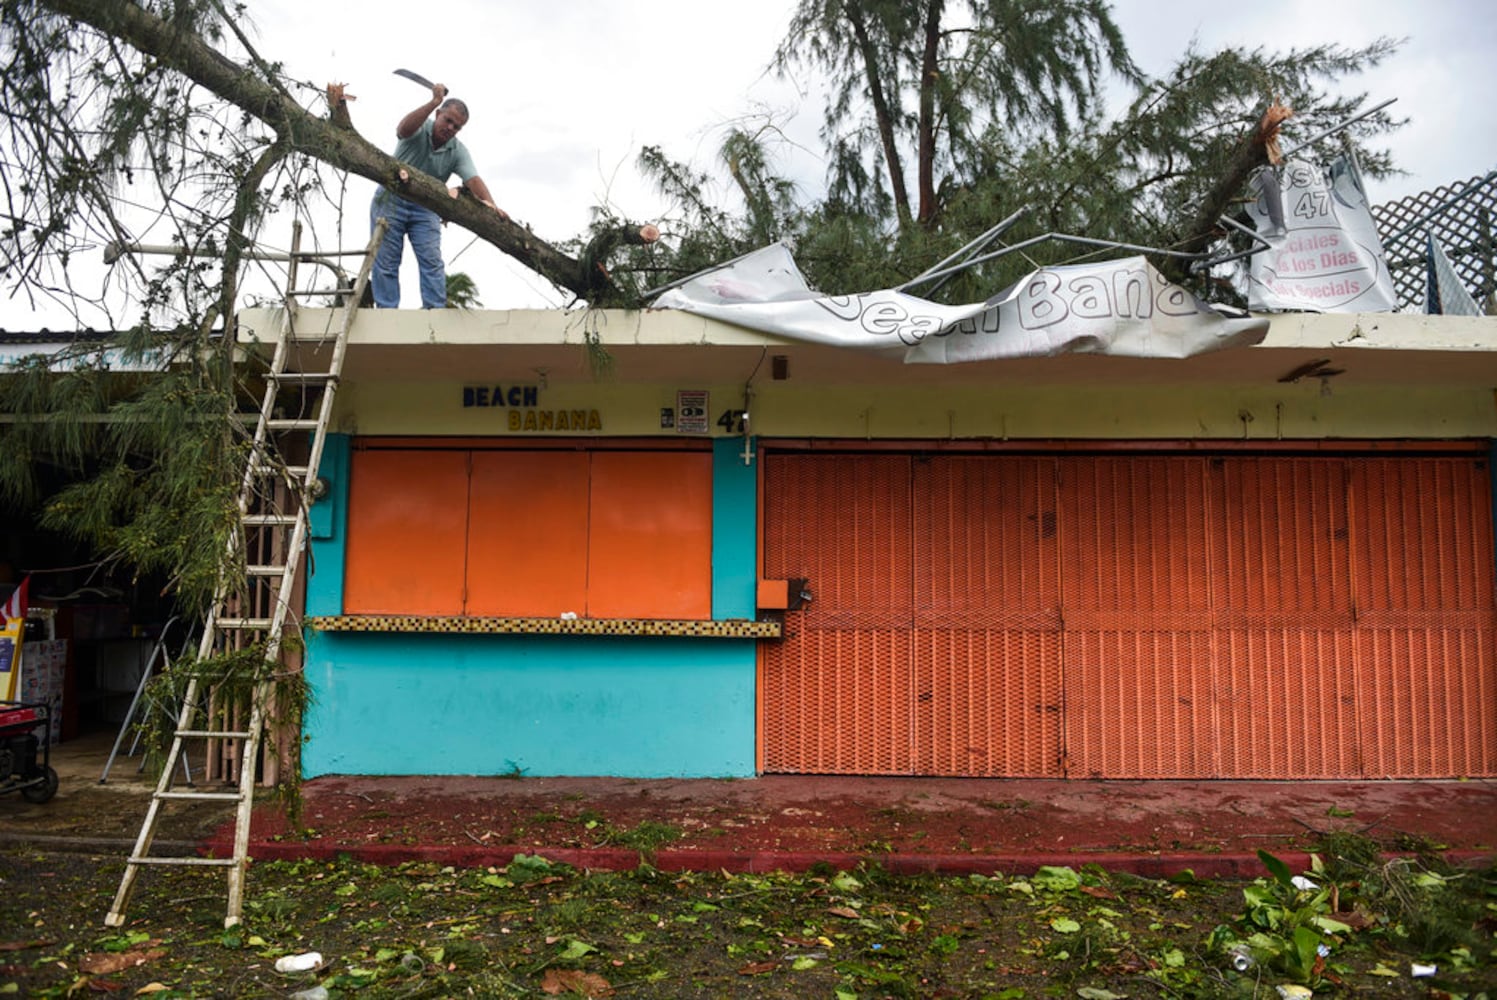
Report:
446,272,482,309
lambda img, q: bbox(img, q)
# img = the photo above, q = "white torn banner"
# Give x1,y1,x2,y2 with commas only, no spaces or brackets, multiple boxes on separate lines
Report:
1241,155,1397,313
653,245,1268,362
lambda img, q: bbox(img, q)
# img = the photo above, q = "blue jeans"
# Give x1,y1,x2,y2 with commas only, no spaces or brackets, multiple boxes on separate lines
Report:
369,193,446,308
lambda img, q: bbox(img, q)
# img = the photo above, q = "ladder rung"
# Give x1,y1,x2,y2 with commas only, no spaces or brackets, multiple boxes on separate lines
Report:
175,729,255,740
156,790,246,802
129,856,240,868
246,564,288,577
216,617,275,630
247,463,309,478
267,418,320,431
242,514,299,526
272,372,337,384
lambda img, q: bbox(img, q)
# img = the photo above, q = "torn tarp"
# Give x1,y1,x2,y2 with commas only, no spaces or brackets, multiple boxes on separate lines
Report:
652,244,1268,362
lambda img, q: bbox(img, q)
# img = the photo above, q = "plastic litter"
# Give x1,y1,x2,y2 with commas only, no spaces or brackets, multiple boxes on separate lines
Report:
1275,985,1313,999
289,988,329,1000
1290,875,1318,890
1411,963,1437,977
1227,945,1255,971
274,952,323,974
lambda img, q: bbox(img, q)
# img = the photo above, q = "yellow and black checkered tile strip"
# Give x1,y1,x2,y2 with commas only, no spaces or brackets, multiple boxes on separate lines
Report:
307,615,781,639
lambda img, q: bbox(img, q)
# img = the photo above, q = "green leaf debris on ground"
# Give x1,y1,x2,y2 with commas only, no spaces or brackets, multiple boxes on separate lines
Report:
0,847,1492,998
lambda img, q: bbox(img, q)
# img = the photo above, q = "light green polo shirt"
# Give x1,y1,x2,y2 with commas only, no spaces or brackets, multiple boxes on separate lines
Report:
394,118,478,184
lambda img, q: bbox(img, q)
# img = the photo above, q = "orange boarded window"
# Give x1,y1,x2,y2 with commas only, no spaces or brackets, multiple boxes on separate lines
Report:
344,449,469,615
345,445,712,619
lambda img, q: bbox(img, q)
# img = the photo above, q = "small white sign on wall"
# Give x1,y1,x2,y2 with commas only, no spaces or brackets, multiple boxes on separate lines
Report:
676,390,709,434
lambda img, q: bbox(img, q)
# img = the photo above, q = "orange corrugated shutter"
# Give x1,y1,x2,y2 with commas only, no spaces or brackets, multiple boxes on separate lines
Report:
913,457,1063,776
1211,459,1359,778
757,450,1497,779
1059,457,1217,778
762,454,913,774
1350,458,1497,777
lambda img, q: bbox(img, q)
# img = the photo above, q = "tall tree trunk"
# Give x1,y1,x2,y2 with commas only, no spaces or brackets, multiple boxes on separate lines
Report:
844,0,911,225
39,0,649,306
915,0,943,226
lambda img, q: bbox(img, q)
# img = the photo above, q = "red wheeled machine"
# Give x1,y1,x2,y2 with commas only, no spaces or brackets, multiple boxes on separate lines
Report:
0,699,58,803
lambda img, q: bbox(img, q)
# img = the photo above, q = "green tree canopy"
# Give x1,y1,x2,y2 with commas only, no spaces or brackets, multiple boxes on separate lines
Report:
629,4,1400,304
776,0,1139,228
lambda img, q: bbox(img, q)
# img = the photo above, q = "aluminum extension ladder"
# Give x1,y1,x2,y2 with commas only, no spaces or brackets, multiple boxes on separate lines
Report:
106,220,386,929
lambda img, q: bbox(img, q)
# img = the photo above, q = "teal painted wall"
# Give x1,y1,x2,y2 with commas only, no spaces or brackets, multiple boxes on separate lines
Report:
713,436,758,618
300,632,755,777
305,434,349,617
301,434,759,778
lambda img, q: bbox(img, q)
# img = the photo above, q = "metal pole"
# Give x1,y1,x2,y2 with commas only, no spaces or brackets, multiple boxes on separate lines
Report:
1278,98,1397,161
103,241,358,287
896,206,1030,292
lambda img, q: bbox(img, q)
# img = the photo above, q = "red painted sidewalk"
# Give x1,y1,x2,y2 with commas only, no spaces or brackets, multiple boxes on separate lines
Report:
220,773,1497,879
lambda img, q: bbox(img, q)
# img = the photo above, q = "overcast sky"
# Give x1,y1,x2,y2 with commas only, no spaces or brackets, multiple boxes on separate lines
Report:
246,0,1492,310
19,0,1497,323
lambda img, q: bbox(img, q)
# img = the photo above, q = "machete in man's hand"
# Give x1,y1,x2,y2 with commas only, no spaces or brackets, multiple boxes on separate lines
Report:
393,68,445,99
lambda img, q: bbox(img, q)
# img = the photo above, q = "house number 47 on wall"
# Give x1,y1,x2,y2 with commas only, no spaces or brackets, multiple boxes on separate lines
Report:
717,409,748,434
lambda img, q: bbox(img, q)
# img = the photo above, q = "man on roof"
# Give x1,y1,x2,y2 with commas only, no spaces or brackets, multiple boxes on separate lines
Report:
371,82,508,308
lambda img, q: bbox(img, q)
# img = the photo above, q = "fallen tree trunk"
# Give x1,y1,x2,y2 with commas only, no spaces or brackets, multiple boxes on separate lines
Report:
43,0,652,306
1156,103,1292,287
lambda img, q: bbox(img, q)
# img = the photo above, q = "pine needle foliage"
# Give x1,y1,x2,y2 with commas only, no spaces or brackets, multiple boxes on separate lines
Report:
0,0,336,614
628,5,1403,307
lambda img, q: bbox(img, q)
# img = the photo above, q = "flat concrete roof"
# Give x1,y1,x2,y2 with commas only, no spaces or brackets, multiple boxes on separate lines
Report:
233,307,1497,389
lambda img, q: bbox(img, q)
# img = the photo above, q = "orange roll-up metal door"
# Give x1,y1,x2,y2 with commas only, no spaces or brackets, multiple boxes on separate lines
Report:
912,457,1064,776
1210,458,1360,778
1350,457,1497,777
344,448,470,615
762,448,1496,780
762,454,914,774
1059,457,1218,778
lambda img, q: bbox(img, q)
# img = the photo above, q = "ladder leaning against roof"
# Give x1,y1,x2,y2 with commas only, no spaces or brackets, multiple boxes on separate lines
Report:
105,219,387,929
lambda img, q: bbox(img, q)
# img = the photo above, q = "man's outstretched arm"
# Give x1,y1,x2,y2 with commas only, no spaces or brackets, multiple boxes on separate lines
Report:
456,175,509,221
396,83,447,139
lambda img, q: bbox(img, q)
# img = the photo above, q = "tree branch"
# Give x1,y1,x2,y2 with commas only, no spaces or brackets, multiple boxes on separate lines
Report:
915,0,943,225
39,0,650,306
844,0,911,225
1156,103,1292,285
